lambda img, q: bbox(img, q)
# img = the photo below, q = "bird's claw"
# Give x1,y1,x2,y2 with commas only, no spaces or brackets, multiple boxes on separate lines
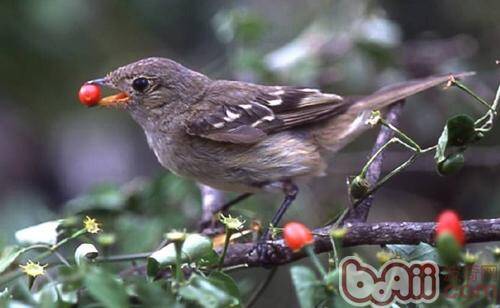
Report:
250,239,291,267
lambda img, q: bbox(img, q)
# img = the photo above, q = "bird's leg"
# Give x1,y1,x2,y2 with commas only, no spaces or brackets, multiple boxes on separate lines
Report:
255,181,298,264
267,182,299,236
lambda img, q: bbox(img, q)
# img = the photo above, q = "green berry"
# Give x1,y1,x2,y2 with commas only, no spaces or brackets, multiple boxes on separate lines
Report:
437,153,464,175
349,176,370,199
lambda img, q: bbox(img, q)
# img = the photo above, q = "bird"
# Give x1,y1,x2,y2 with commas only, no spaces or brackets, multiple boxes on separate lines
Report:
85,57,469,249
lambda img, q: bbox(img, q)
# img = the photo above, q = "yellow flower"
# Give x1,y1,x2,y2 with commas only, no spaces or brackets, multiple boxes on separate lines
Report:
219,214,245,231
83,216,101,234
19,260,47,277
462,251,480,265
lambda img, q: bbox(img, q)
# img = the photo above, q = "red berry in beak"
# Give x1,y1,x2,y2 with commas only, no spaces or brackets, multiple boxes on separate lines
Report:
78,84,101,107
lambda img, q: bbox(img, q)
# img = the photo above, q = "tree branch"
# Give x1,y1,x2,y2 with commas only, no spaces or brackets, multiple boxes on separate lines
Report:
221,218,500,267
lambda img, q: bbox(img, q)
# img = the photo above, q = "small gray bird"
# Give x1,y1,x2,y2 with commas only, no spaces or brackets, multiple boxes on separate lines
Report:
86,57,469,234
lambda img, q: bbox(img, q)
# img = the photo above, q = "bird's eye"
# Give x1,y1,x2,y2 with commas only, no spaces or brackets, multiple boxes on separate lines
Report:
132,77,149,92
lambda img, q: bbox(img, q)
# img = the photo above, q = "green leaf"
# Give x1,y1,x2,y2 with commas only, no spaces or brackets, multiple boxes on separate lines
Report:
33,282,78,305
132,281,180,308
0,246,23,274
323,269,340,291
179,274,240,308
208,272,241,300
290,266,322,308
84,267,129,308
386,242,440,264
0,288,10,306
181,234,213,260
435,126,448,164
39,290,58,308
435,114,475,170
437,153,465,176
147,233,212,276
116,216,164,253
330,295,356,308
446,114,476,147
66,185,126,213
197,249,220,267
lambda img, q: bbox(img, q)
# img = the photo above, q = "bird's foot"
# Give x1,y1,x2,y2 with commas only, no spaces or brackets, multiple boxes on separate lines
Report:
249,237,291,267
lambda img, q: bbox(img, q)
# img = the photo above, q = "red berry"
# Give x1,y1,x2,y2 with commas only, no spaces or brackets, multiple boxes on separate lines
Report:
78,84,101,107
436,210,465,246
283,222,314,251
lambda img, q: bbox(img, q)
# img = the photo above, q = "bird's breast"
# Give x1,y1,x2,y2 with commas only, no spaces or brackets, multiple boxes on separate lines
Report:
146,128,327,192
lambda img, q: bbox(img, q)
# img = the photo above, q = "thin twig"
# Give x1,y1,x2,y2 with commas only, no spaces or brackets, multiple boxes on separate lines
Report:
245,267,278,308
342,101,405,223
218,193,253,213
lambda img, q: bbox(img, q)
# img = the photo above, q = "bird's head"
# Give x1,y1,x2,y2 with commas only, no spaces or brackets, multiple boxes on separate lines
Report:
86,57,209,111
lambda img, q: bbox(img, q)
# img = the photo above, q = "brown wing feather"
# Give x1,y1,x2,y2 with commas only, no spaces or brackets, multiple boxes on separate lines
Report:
185,72,474,144
185,82,345,144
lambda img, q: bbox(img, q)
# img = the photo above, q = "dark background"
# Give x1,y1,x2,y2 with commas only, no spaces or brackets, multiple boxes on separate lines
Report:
1,1,499,306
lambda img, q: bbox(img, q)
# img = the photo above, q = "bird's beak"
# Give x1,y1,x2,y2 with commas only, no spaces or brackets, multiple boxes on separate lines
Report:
86,78,129,107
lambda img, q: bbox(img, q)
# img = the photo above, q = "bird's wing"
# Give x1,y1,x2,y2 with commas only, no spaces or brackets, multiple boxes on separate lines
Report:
185,72,475,144
185,83,347,144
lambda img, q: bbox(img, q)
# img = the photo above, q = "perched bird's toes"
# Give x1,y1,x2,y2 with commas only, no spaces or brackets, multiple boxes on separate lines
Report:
250,241,290,267
256,242,275,267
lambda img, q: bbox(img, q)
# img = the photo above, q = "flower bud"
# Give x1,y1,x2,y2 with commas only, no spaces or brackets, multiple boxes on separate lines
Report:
462,251,479,265
96,233,116,246
166,230,187,242
330,228,348,240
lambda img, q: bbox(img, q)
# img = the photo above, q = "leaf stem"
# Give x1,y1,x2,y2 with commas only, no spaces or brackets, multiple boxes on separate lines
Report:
0,228,87,288
245,267,277,308
304,245,326,277
452,79,496,113
354,152,419,208
173,241,184,283
95,252,151,263
218,230,234,271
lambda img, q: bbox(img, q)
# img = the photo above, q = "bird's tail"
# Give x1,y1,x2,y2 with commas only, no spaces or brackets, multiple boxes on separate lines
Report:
314,72,475,152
